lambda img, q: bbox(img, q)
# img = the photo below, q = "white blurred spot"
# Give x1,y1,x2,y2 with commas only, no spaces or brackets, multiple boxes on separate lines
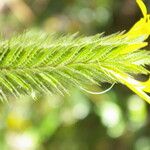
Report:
95,7,110,24
73,103,90,120
6,132,37,150
127,95,147,129
78,8,95,23
100,102,121,128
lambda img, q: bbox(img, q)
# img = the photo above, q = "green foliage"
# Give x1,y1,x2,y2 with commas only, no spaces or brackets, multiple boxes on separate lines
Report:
0,31,149,101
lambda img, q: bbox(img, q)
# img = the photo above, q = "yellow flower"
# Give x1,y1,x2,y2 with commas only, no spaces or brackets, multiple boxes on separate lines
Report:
113,0,150,104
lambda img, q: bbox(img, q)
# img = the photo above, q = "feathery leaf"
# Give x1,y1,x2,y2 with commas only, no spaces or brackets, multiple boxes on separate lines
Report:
0,30,149,102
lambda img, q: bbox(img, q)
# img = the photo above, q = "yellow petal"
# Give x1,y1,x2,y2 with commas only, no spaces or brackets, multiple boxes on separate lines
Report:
115,73,150,104
120,42,147,54
101,67,150,104
141,78,150,93
126,0,150,39
127,18,150,38
136,0,147,17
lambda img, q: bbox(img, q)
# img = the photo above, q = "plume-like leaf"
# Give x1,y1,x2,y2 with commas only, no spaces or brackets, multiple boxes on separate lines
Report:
0,30,150,102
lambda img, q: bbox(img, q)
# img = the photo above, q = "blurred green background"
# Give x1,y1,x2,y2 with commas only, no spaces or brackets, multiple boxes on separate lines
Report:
0,0,150,150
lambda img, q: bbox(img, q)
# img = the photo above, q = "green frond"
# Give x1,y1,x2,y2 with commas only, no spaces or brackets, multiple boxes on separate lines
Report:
0,31,149,101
